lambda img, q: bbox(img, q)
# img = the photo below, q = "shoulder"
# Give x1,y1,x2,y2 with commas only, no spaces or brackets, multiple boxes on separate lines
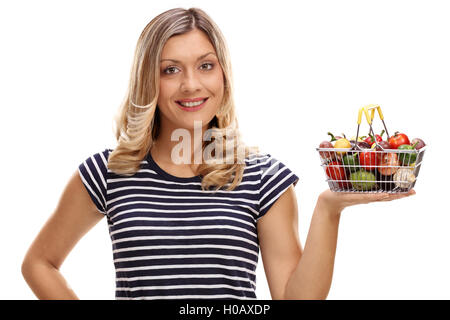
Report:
251,151,299,219
78,147,114,179
98,148,114,160
245,152,297,183
77,147,115,215
80,148,114,166
244,152,273,168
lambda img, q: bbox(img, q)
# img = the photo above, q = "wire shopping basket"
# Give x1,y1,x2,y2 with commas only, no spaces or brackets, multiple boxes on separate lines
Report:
316,104,426,193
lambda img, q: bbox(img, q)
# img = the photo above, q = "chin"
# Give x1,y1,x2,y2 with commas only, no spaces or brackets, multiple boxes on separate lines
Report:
183,118,214,130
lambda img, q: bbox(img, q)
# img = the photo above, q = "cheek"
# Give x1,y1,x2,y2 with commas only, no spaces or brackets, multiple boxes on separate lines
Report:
158,79,177,101
210,71,225,97
158,80,178,106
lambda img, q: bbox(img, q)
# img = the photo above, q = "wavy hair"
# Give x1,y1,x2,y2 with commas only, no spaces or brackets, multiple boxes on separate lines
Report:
108,7,259,191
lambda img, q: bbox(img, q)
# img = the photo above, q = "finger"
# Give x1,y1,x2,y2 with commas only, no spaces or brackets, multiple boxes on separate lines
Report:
378,189,416,201
391,189,416,198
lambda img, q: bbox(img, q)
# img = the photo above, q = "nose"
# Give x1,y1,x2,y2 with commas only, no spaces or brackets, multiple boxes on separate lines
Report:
180,69,202,93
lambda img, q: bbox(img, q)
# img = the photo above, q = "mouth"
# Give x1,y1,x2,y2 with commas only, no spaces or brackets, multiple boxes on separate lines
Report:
175,97,209,112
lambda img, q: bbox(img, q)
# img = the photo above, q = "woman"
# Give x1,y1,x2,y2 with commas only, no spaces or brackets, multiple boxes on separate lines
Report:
21,7,415,300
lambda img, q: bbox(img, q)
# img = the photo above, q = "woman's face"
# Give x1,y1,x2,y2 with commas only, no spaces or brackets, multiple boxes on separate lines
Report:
158,28,224,132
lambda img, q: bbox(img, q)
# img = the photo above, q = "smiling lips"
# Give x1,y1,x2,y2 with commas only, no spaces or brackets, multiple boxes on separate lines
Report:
176,97,208,106
176,97,208,108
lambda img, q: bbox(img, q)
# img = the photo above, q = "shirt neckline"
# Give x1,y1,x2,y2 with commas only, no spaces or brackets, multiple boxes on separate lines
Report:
146,150,202,183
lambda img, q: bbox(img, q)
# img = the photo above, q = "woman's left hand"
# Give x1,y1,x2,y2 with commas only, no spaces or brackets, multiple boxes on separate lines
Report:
318,189,416,216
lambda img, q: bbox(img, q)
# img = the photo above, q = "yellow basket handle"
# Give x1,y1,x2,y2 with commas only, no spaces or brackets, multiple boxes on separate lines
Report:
357,104,385,125
354,104,390,149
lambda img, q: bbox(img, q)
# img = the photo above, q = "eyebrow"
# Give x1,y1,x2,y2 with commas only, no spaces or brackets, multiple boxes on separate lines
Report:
160,52,216,63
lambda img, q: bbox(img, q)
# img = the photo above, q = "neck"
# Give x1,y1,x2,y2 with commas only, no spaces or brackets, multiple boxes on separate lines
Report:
151,121,211,166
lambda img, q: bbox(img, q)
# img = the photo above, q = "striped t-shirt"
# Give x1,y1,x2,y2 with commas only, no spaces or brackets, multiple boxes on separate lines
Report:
78,148,299,300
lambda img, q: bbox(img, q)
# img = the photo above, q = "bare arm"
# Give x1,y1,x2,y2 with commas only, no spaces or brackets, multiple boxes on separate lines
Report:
21,170,105,299
257,185,302,300
282,195,340,299
258,186,415,300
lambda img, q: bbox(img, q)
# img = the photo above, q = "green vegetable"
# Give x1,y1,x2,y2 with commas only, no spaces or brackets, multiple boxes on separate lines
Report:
342,153,359,172
398,142,419,165
350,170,376,191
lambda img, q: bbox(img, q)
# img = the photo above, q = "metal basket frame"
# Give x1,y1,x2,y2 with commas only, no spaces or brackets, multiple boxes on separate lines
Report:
316,147,426,193
316,104,426,193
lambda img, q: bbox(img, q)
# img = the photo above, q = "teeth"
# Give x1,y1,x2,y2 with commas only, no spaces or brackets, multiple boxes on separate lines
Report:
179,99,206,107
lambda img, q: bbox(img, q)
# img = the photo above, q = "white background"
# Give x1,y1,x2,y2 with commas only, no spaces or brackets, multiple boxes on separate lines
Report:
1,0,449,299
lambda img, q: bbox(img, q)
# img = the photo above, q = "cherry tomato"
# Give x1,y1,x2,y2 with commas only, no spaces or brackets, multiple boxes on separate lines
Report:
388,132,410,149
359,150,379,171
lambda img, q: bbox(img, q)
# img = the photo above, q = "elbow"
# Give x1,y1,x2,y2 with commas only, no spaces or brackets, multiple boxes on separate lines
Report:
21,253,61,282
21,254,49,282
21,259,31,284
21,254,35,282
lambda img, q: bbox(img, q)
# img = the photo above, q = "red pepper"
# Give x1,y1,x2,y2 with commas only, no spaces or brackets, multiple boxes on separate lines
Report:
325,161,349,188
359,150,379,171
364,130,385,146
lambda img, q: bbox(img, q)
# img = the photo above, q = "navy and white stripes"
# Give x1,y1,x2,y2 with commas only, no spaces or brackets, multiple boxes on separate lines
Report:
78,148,299,300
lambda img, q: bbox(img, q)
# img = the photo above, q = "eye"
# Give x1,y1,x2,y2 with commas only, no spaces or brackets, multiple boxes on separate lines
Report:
162,63,214,75
200,62,214,71
163,66,179,74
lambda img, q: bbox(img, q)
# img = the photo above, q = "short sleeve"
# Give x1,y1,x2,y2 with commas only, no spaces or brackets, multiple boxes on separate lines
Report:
257,154,299,220
77,148,111,215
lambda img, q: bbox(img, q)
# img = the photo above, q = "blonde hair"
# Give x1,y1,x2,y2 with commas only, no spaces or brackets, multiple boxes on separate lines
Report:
108,7,259,191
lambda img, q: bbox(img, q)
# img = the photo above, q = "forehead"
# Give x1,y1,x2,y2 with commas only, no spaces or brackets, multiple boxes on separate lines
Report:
161,29,216,60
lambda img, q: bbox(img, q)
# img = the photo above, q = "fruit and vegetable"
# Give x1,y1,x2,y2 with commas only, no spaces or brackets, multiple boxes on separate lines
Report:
358,150,379,171
397,142,419,165
351,140,371,149
373,140,391,151
342,153,359,172
364,130,385,147
378,153,399,176
350,170,376,191
327,132,351,155
318,130,425,191
318,140,335,161
410,138,426,150
325,161,349,188
393,168,416,188
388,132,410,149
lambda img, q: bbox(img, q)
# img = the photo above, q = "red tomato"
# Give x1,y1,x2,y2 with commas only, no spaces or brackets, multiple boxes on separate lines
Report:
359,150,379,171
325,161,349,188
388,132,410,149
